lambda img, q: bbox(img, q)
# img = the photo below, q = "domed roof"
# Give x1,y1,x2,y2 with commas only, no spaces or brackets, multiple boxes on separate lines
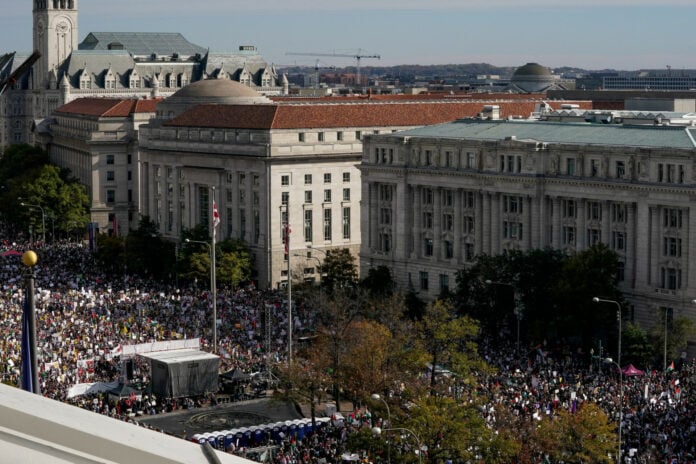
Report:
172,79,261,99
513,63,552,77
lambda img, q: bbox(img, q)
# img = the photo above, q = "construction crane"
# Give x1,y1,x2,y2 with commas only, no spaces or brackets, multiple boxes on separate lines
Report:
285,50,380,90
0,50,42,97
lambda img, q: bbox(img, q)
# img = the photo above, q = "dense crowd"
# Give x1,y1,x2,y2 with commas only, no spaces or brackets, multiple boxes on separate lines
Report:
2,234,696,463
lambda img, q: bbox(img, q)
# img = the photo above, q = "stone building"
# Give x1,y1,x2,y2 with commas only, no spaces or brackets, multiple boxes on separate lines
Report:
138,81,587,288
360,119,696,351
36,97,160,235
0,0,286,149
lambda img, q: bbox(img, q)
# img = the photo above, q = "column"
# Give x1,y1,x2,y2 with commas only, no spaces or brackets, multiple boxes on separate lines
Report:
602,200,611,246
491,193,500,254
626,202,636,288
453,189,462,263
395,181,410,260
524,196,532,250
433,188,442,258
413,186,422,259
577,200,586,250
369,182,379,251
552,196,561,249
482,192,491,254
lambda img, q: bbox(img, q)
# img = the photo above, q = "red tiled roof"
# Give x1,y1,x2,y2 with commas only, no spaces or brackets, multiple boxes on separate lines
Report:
55,97,161,117
165,100,593,130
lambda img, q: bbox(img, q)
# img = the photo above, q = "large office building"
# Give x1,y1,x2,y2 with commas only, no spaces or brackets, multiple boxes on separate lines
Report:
0,0,286,149
136,80,589,288
360,118,696,350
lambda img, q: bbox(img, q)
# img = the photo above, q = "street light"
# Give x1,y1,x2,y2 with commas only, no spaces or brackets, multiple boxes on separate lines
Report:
371,393,391,464
594,296,623,464
372,427,422,464
485,279,523,354
604,357,623,463
20,202,46,244
185,238,217,353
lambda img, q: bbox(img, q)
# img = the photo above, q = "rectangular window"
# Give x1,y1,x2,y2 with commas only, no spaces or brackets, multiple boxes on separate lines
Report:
464,216,475,234
424,238,433,256
562,199,576,219
590,159,600,177
663,209,683,228
281,175,290,186
442,190,453,207
380,208,391,225
661,267,681,290
304,191,312,203
337,131,344,141
106,189,115,203
663,237,682,257
466,152,476,169
587,202,602,221
380,232,391,252
304,174,312,185
127,154,132,164
612,231,626,251
419,271,429,291
444,240,454,259
379,185,393,202
298,132,305,142
439,274,449,294
443,213,454,231
563,226,576,245
616,160,625,178
343,188,350,201
343,172,350,182
239,173,246,185
281,192,289,205
422,188,433,205
324,173,331,184
324,189,332,202
423,212,433,229
106,154,114,165
587,228,601,245
465,243,474,261
304,210,313,242
127,171,132,181
239,209,246,239
504,196,523,214
464,192,475,209
107,171,115,181
566,158,576,176
355,131,362,140
323,208,332,241
612,204,627,223
239,189,246,204
318,132,325,142
343,207,351,239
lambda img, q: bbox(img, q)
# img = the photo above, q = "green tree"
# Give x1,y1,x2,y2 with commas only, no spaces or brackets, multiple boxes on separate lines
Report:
320,248,358,290
535,403,615,464
95,235,125,274
361,265,395,298
621,322,654,369
651,313,695,368
414,299,483,392
122,217,172,278
217,238,252,289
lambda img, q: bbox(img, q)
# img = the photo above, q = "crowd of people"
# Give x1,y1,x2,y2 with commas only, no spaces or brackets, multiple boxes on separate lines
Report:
2,233,696,463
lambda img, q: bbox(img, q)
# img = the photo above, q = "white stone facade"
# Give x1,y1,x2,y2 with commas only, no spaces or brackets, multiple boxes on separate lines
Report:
360,120,696,352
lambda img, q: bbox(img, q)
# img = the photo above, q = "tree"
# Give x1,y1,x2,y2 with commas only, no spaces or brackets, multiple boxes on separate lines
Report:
405,395,517,464
320,248,358,290
535,403,616,464
414,299,483,393
217,238,252,289
361,265,395,298
651,313,695,367
94,235,125,274
621,322,654,369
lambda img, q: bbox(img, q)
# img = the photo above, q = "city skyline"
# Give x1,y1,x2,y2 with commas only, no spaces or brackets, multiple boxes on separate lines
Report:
1,0,694,71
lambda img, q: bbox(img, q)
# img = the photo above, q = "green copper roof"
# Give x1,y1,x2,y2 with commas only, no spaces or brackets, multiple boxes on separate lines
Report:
398,119,696,149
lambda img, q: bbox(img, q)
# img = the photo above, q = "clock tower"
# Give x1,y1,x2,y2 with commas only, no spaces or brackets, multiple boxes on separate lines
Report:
33,0,78,89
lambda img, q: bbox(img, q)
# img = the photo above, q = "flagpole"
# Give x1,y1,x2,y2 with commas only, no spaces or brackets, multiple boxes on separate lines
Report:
21,250,40,394
287,199,292,365
211,186,217,354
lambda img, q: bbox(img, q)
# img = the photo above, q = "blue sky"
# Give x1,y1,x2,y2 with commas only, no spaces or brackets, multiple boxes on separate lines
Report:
1,1,694,70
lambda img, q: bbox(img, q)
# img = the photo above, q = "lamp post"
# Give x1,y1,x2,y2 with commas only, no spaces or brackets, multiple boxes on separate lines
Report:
604,357,623,463
21,250,40,394
593,297,622,463
485,279,523,354
20,202,46,244
372,427,422,464
371,393,391,464
185,238,216,353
